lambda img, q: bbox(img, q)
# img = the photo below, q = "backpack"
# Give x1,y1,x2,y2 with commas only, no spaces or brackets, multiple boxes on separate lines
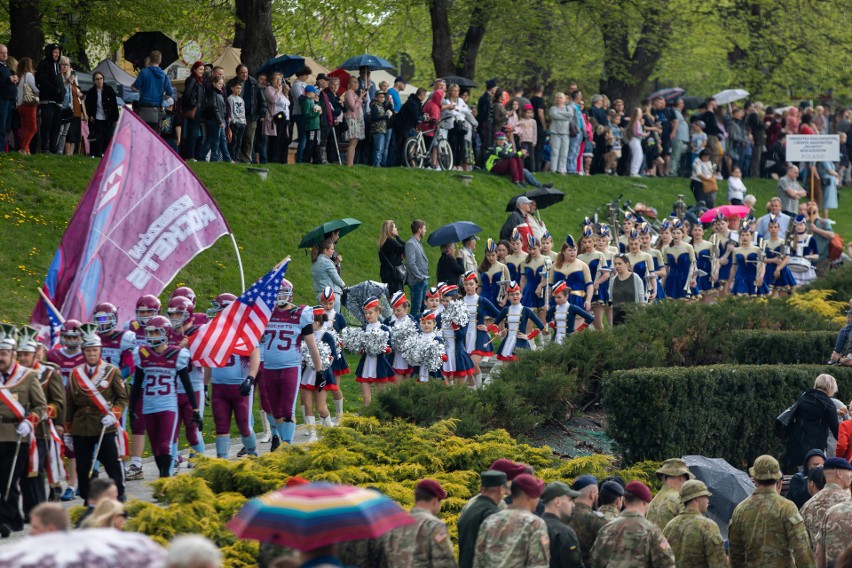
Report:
828,232,844,261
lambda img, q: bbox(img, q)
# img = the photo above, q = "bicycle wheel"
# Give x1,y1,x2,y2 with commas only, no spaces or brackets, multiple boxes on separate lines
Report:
437,139,454,171
404,138,425,168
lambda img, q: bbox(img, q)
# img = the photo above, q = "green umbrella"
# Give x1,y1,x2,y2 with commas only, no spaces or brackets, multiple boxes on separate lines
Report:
298,218,362,249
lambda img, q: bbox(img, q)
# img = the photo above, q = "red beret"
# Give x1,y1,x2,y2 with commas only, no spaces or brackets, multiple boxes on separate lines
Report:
285,476,310,488
490,459,527,481
511,474,545,499
624,481,653,503
416,478,447,500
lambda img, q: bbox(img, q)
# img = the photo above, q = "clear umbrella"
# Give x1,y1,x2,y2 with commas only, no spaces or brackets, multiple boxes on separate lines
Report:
712,89,750,105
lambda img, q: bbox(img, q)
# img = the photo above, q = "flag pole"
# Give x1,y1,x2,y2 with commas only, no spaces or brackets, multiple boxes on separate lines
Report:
37,288,66,325
230,233,246,293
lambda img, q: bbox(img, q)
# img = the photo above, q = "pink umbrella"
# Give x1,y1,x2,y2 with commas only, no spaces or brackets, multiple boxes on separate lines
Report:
699,205,751,224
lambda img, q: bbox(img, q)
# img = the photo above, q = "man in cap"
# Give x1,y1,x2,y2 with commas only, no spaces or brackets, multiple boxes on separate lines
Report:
458,470,509,568
787,449,826,509
459,235,479,274
541,482,584,568
500,196,533,242
800,456,852,544
648,458,693,530
728,454,814,568
598,480,625,522
815,498,852,568
383,479,456,568
474,473,550,568
568,474,606,567
0,324,47,537
590,481,675,568
662,480,726,567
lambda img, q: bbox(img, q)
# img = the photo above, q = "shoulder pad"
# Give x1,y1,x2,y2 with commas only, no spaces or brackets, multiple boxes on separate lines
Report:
130,321,140,330
163,347,182,359
139,347,150,358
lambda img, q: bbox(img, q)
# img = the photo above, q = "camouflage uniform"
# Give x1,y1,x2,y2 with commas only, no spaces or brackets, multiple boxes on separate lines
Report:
728,486,815,568
338,537,388,568
473,508,550,568
647,484,683,531
569,502,607,566
817,501,852,566
662,510,727,568
589,511,676,568
598,504,620,523
383,506,457,568
799,482,851,545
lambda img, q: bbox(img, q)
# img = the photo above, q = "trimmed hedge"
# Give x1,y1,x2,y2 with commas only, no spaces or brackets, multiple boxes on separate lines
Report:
603,364,852,469
724,330,838,365
804,263,852,302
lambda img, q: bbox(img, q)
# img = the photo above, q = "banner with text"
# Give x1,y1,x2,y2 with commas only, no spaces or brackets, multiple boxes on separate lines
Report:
786,135,841,162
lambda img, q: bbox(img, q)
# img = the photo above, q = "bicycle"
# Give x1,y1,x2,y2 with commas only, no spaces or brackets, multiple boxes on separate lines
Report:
404,119,453,171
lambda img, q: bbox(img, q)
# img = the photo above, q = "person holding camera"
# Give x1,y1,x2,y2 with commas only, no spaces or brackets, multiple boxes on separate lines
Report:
799,200,836,276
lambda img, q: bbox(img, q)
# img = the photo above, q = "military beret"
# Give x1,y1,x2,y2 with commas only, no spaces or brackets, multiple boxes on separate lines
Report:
512,474,545,499
416,478,448,500
541,482,581,503
823,457,852,471
480,470,508,487
490,458,528,481
571,475,598,491
600,480,625,497
624,481,654,503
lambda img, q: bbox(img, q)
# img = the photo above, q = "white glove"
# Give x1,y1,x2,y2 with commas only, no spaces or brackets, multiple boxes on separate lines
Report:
101,414,118,427
16,420,32,437
63,433,74,452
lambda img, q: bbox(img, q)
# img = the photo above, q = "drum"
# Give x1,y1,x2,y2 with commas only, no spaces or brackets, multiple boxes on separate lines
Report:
787,257,812,273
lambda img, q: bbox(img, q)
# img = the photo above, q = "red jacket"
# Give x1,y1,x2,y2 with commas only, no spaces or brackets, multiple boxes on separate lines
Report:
422,89,443,124
836,420,852,461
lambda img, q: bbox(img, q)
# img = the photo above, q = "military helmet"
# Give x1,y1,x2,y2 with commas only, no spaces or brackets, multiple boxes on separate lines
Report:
79,323,102,349
16,325,39,353
749,455,782,481
679,479,712,504
0,324,18,350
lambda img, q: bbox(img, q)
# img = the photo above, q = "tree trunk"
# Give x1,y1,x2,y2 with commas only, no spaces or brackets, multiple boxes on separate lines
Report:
9,0,45,62
427,0,455,77
233,0,277,73
454,0,493,79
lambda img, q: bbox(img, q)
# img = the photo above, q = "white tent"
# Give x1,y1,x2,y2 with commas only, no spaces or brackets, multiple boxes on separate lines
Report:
212,47,242,80
91,59,136,89
371,69,418,96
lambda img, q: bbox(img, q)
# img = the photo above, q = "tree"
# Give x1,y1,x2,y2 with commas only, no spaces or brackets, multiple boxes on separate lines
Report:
8,0,44,62
427,0,495,79
234,0,277,72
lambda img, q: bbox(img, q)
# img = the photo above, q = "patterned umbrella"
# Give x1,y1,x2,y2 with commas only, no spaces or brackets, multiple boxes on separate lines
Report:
227,482,415,551
649,87,685,102
0,528,165,567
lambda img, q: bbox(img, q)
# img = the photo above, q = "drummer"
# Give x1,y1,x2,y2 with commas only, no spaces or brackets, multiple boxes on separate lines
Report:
788,214,819,287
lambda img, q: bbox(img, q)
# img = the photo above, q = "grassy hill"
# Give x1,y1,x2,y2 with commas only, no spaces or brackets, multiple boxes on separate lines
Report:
0,153,849,324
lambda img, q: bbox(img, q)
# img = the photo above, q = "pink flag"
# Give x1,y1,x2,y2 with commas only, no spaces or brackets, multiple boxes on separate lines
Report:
32,110,231,325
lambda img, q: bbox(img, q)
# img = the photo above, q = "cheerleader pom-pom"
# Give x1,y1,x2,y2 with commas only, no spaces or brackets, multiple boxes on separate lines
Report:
443,300,470,328
301,340,334,371
390,317,418,345
421,339,446,372
326,329,342,357
362,328,391,356
341,327,365,354
398,334,424,365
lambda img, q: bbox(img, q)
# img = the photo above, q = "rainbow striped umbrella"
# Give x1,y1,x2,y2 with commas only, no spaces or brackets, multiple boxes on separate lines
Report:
227,482,414,550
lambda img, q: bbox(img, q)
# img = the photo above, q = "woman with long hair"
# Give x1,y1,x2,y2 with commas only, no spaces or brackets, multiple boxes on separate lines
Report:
551,235,593,319
81,499,127,529
344,76,365,166
311,239,345,306
84,71,119,158
377,220,406,294
578,228,609,329
610,254,647,325
15,57,38,155
661,219,696,300
479,238,511,308
182,61,205,160
624,107,645,177
58,56,84,155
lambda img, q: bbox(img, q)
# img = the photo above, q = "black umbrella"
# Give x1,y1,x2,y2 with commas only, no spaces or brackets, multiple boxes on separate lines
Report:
123,31,179,70
441,75,477,89
427,221,483,247
257,55,306,79
684,455,754,538
505,187,565,212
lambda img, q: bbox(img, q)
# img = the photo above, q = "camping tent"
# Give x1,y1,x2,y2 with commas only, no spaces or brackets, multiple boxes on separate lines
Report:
371,69,417,96
91,59,136,89
212,47,242,80
300,56,330,84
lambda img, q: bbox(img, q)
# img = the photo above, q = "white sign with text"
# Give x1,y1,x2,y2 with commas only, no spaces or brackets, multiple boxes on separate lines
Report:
786,135,840,162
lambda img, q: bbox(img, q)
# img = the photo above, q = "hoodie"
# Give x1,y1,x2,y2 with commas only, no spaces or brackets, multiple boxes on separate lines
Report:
422,89,443,124
35,43,64,103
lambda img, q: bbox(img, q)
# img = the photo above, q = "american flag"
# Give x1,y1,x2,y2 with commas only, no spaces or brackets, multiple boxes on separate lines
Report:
44,297,64,348
189,260,289,367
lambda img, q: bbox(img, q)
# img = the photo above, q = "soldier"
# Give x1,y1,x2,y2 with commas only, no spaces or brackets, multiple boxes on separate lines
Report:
589,481,676,568
474,473,550,568
540,481,584,568
647,458,693,530
458,470,509,568
568,474,606,566
65,323,128,504
662,480,726,568
384,479,457,568
815,500,852,568
598,480,625,522
728,454,815,568
0,324,47,537
460,458,525,516
800,457,852,545
16,326,64,515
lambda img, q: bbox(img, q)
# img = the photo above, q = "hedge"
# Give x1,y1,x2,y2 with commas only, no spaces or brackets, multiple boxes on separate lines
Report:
724,330,838,365
603,364,852,469
804,263,852,302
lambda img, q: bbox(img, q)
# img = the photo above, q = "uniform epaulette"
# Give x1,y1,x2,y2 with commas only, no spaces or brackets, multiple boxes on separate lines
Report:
139,347,150,357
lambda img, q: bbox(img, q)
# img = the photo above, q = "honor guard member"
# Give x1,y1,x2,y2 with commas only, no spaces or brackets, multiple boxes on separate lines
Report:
383,479,457,568
474,473,550,568
598,480,625,522
662,480,727,568
728,455,815,568
568,474,606,567
65,324,128,504
93,303,136,375
800,457,852,544
16,326,64,515
0,324,47,537
458,470,509,568
590,481,675,568
647,458,693,530
540,482,584,568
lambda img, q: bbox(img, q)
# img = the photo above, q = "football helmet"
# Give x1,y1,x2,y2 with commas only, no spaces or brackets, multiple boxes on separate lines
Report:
135,295,161,325
94,302,119,333
167,296,194,329
171,286,197,306
144,316,172,348
60,319,83,348
276,279,294,309
207,293,237,318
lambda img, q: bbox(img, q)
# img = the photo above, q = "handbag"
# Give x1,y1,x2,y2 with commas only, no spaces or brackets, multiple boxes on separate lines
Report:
701,177,718,193
22,83,38,105
774,395,802,440
381,249,407,282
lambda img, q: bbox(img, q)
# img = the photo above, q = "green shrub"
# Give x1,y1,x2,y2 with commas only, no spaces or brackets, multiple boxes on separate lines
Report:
724,330,837,365
603,364,852,469
804,263,852,302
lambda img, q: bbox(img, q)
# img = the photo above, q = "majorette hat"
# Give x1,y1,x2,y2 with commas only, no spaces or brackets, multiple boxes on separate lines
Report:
542,230,551,240
582,225,594,238
552,281,568,296
714,211,726,222
363,296,380,310
628,228,640,240
485,238,497,253
527,235,539,249
391,291,407,308
596,224,610,237
420,309,437,321
638,222,651,235
312,305,325,317
582,216,594,227
463,270,478,282
442,285,459,297
511,228,521,241
321,286,335,302
565,234,577,248
426,286,440,299
506,280,521,293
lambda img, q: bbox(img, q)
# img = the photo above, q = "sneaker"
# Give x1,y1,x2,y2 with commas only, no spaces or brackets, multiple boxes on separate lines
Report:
125,464,144,481
270,435,281,451
174,455,184,471
543,182,554,188
60,487,75,502
236,447,248,457
259,431,272,444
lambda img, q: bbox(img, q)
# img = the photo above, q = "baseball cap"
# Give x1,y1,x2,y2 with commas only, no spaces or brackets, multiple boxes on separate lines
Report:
512,474,545,499
541,482,581,503
516,196,533,206
749,455,782,481
624,481,653,503
416,478,448,500
571,475,598,491
305,85,318,94
490,458,528,481
823,457,852,471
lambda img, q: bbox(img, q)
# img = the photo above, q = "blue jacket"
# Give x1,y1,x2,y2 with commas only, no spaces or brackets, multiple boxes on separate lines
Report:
132,65,173,106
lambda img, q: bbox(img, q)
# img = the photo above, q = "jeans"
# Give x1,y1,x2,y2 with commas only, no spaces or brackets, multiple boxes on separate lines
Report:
383,130,397,166
295,114,306,162
229,122,246,161
372,132,387,166
200,120,231,162
670,138,686,177
408,279,428,318
184,114,203,160
566,133,582,173
523,169,542,188
253,125,268,164
0,98,13,151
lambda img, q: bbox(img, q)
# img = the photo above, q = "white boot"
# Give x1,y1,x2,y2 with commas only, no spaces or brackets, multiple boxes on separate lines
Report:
305,416,318,442
473,373,483,388
334,398,344,425
259,414,272,444
320,416,333,428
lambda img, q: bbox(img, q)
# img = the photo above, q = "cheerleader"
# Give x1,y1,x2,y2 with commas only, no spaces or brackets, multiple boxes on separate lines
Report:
504,229,527,283
424,286,442,314
520,236,547,316
640,223,667,301
662,219,697,300
625,229,657,302
690,223,714,301
762,215,796,296
384,291,416,381
541,231,558,263
439,286,477,385
550,235,593,315
727,224,769,297
710,212,736,295
414,310,446,383
578,227,609,330
618,212,638,253
493,281,545,361
479,238,511,308
354,297,395,406
546,282,594,344
594,225,617,325
300,307,339,439
789,214,819,286
319,287,348,422
461,271,500,387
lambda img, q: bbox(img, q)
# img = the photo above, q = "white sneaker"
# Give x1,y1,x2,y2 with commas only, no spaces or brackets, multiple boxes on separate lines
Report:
259,431,272,444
